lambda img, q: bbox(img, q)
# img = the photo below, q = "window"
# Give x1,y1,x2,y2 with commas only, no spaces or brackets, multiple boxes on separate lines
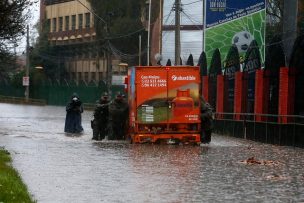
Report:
52,18,57,32
85,13,90,28
99,72,103,81
59,17,63,31
78,72,82,81
71,72,76,80
72,15,76,30
84,72,89,82
65,16,69,31
78,14,83,29
91,72,96,81
46,19,51,32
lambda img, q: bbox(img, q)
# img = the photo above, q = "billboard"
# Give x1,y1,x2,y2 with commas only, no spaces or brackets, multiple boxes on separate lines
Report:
204,0,266,67
134,67,200,124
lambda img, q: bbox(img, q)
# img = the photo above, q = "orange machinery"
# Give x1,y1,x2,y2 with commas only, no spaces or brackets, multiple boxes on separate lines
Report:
126,66,201,144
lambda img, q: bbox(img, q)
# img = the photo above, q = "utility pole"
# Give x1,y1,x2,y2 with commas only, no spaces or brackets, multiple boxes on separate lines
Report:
174,0,181,65
25,25,30,102
202,0,206,53
139,35,142,66
106,45,112,96
105,21,112,96
147,0,152,66
159,0,163,56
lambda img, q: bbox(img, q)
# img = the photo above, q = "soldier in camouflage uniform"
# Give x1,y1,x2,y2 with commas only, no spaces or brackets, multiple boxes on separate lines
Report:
200,96,214,144
109,92,129,140
91,92,110,140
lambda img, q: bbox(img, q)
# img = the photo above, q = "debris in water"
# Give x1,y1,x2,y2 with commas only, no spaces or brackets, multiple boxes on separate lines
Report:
240,157,280,166
266,174,288,181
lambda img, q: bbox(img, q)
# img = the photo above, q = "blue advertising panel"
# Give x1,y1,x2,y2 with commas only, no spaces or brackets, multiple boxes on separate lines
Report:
226,66,237,100
205,0,266,28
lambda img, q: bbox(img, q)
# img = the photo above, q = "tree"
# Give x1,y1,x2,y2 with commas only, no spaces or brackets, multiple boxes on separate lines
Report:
266,0,284,23
0,0,32,80
30,21,58,80
90,0,147,65
0,49,14,80
0,0,32,42
266,0,284,43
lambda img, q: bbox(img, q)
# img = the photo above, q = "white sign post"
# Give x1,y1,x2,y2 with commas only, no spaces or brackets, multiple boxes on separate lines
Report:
23,76,30,86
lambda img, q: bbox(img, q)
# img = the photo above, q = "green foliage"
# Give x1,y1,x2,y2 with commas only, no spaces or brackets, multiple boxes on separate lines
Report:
30,21,58,80
10,67,46,88
0,0,32,80
11,70,24,87
110,18,145,53
0,49,14,80
90,0,144,36
90,0,147,64
0,0,31,43
30,68,47,86
0,149,34,203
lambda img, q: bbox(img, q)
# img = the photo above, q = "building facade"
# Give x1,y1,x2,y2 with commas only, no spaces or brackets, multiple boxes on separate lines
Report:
40,0,126,83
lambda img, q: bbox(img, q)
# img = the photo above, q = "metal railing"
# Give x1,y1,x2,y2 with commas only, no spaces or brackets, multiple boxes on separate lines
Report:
213,112,304,148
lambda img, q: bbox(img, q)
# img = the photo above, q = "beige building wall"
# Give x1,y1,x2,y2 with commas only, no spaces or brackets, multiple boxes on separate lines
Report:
46,0,94,32
66,58,108,81
43,0,127,83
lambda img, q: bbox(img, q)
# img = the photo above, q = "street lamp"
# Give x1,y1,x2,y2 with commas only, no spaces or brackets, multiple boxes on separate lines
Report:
146,0,152,66
118,63,128,75
25,25,29,102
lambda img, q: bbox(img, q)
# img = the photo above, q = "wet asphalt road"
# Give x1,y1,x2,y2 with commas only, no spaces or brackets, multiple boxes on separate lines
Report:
0,103,303,203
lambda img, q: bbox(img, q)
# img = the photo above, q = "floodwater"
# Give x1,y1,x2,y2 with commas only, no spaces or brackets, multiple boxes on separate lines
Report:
0,103,303,203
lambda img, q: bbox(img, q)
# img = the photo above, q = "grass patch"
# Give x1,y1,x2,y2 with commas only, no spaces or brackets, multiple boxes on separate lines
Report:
0,148,35,203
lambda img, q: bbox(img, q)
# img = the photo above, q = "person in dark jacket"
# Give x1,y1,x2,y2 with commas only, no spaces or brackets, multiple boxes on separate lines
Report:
91,92,110,140
64,93,84,134
200,96,213,144
109,92,129,140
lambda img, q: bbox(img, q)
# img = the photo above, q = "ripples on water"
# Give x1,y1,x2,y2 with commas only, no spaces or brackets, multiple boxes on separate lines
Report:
0,103,303,202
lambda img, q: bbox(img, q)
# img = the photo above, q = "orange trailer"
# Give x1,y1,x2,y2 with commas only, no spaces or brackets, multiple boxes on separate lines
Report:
127,66,201,144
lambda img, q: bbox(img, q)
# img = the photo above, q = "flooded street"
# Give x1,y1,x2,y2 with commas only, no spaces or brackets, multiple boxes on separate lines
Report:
0,103,304,202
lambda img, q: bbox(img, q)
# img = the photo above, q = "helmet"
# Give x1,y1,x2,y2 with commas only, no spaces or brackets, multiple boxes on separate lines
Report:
115,92,123,101
101,92,109,100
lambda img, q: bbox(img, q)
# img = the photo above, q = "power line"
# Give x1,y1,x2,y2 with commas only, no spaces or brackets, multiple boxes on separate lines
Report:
181,11,203,30
106,28,146,40
75,0,107,25
182,0,202,6
75,0,147,41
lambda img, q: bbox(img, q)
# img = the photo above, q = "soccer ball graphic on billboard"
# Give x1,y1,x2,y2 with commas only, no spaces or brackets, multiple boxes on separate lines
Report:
232,31,254,53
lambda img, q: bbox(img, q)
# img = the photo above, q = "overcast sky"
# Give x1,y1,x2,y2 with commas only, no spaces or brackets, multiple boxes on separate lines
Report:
15,0,40,55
